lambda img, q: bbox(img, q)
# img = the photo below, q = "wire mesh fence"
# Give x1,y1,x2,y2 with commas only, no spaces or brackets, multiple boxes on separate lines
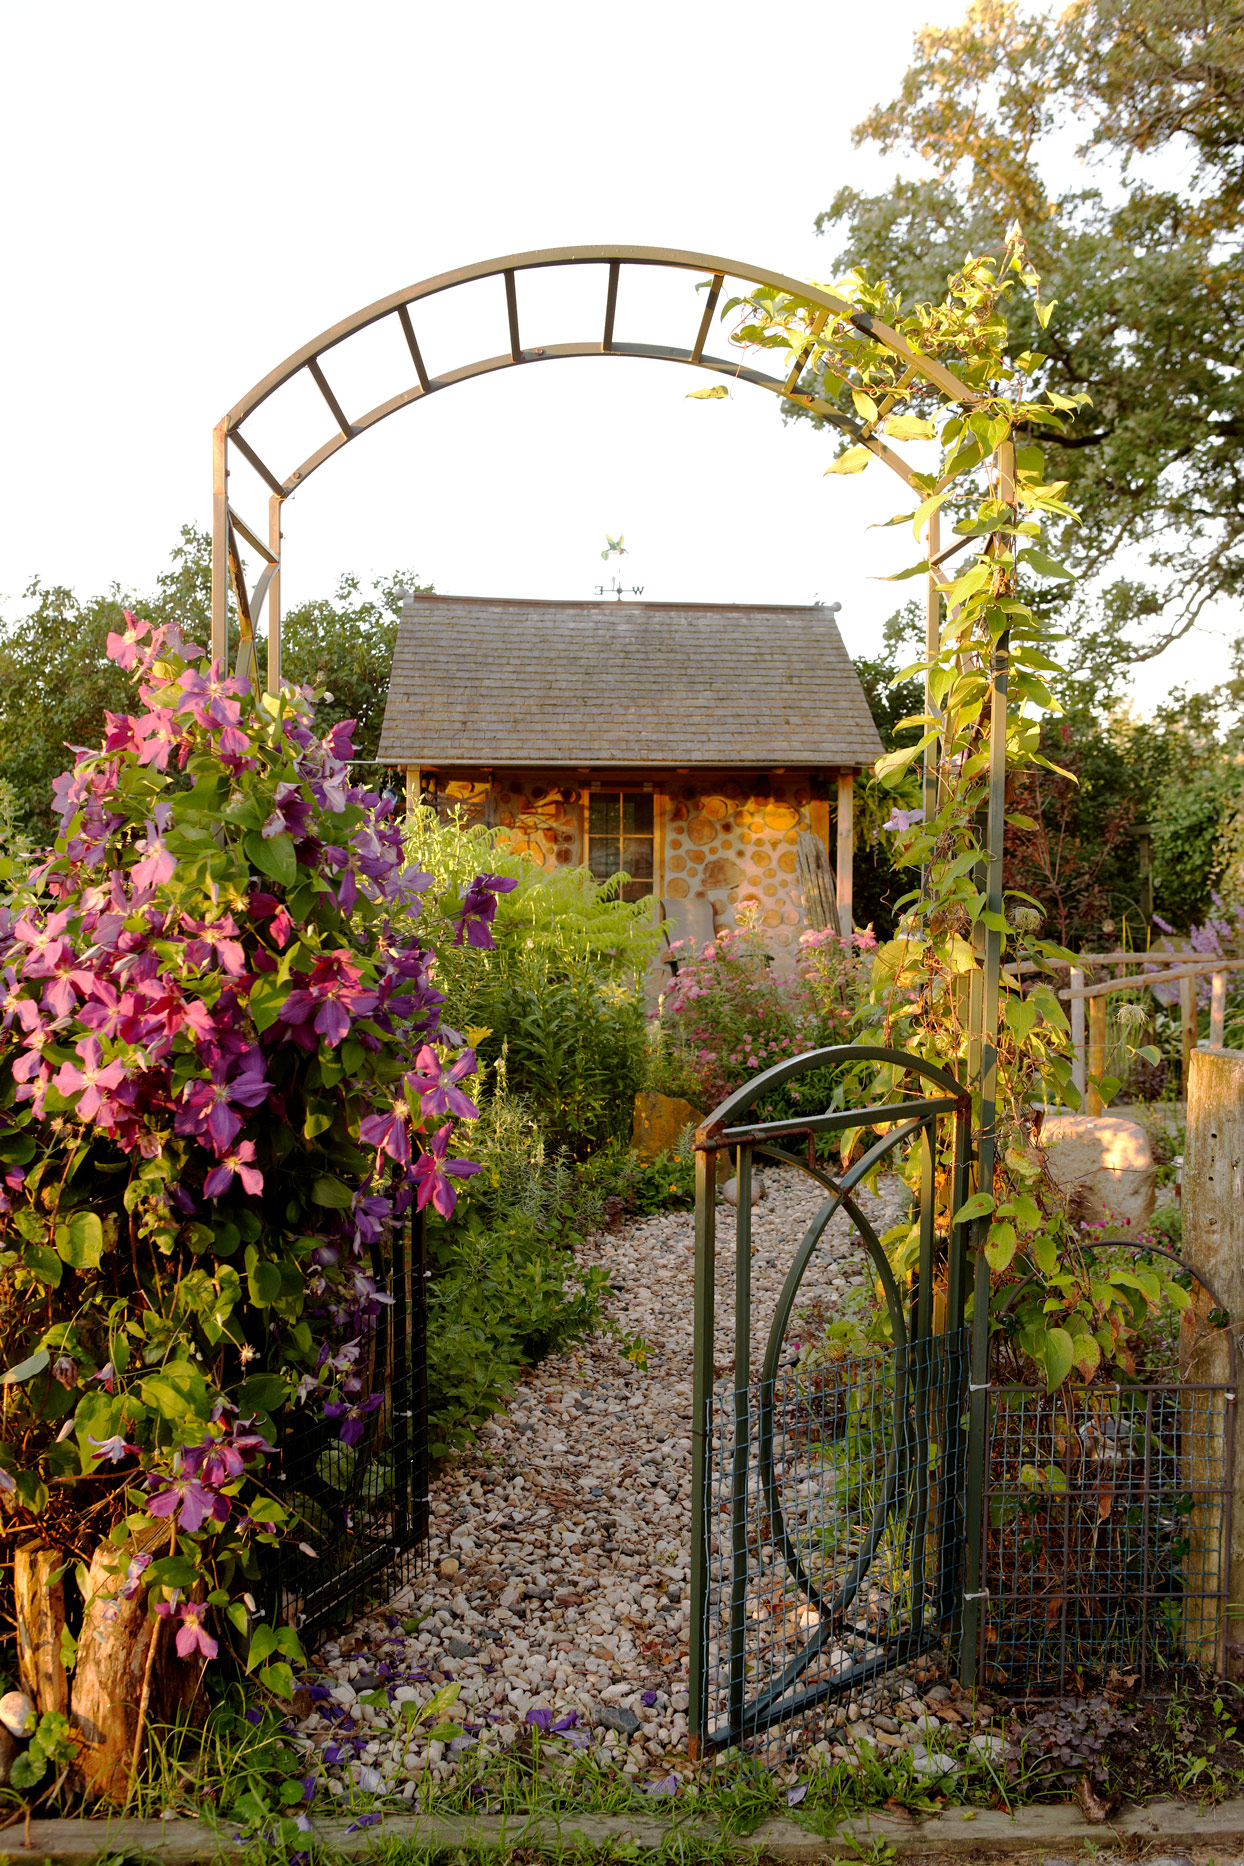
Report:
702,1330,969,1746
271,1213,429,1639
979,1378,1233,1690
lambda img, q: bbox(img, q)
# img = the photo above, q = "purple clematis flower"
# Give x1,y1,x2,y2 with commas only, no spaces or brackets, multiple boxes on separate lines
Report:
359,1098,413,1166
323,1392,382,1446
411,1123,481,1219
145,1459,232,1534
883,806,924,833
404,1045,479,1120
178,1051,271,1155
453,874,517,949
262,780,314,841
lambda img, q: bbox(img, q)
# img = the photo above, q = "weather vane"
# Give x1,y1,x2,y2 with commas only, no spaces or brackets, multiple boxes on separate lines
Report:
595,532,644,600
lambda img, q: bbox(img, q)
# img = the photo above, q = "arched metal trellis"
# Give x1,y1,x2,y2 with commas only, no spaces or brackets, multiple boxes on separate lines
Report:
210,243,1021,1694
210,243,977,685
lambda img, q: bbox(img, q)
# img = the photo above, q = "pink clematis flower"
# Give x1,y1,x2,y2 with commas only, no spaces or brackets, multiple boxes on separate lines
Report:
105,610,151,670
53,1037,127,1122
131,822,177,889
405,1045,480,1120
134,709,181,773
411,1123,482,1218
203,1139,264,1198
155,1598,219,1661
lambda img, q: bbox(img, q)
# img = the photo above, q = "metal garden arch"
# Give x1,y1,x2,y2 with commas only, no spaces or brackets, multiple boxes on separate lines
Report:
209,243,979,683
211,244,1017,1744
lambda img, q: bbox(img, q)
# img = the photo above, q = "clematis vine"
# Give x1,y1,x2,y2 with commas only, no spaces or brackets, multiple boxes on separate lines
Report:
0,607,507,1669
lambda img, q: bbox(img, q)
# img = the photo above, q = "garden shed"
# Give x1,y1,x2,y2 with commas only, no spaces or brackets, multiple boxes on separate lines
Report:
378,592,883,964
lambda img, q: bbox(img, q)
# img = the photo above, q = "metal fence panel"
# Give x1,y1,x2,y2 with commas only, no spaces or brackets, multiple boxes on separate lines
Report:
701,1331,969,1747
980,1379,1232,1690
272,1211,429,1638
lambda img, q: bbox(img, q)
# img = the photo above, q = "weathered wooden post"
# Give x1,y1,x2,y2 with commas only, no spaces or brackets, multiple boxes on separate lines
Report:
1183,1046,1244,1675
1087,994,1107,1116
1070,967,1086,1106
1211,972,1227,1049
1181,976,1199,1096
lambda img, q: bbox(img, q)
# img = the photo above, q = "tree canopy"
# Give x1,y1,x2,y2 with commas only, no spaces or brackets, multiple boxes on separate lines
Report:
817,0,1244,684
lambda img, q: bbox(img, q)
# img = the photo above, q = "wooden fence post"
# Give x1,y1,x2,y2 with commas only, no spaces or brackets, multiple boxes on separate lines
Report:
1087,995,1106,1117
1181,976,1198,1095
1211,972,1227,1049
1070,968,1086,1106
1183,1047,1244,1676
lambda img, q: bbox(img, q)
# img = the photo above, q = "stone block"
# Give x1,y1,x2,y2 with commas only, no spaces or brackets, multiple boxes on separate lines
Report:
1037,1113,1156,1227
630,1091,702,1162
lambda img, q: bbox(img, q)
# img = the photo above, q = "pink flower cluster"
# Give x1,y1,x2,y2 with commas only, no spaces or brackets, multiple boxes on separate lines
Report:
0,607,512,1614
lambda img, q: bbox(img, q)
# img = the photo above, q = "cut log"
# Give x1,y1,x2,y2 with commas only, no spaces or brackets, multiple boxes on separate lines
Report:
70,1541,157,1802
14,1543,68,1716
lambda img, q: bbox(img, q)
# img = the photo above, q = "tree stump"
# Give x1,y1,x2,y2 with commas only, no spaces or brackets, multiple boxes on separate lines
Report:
67,1534,201,1804
14,1544,68,1716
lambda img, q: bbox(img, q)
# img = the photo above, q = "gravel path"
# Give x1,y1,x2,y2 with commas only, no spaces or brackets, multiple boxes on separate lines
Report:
296,1167,988,1798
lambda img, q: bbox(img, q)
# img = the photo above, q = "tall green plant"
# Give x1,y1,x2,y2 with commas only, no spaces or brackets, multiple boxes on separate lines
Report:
403,808,663,1156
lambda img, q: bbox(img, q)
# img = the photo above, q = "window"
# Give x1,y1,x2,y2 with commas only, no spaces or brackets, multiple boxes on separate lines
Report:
588,791,654,901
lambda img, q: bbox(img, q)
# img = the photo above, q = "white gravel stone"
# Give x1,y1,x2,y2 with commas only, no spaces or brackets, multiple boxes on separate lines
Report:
300,1167,905,1789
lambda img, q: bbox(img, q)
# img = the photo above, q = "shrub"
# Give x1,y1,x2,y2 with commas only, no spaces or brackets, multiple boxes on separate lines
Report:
652,904,876,1111
0,614,501,1790
422,1070,613,1455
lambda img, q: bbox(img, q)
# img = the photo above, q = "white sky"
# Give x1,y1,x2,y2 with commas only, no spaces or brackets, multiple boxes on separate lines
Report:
0,1,1228,712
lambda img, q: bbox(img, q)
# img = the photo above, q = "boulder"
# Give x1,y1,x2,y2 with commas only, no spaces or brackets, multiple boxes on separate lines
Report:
630,1090,701,1163
1037,1114,1156,1228
722,1171,767,1207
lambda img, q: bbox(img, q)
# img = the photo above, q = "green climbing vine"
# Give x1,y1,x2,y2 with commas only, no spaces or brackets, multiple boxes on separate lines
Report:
715,230,1185,1386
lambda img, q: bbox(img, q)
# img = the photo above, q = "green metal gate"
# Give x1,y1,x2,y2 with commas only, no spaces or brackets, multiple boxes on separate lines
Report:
688,1044,984,1751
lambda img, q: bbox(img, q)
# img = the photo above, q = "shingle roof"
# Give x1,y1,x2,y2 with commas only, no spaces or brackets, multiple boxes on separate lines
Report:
377,594,883,770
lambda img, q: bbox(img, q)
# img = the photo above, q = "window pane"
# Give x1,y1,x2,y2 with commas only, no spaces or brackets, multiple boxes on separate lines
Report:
621,878,654,901
589,839,620,879
622,836,654,880
589,793,620,835
622,794,654,835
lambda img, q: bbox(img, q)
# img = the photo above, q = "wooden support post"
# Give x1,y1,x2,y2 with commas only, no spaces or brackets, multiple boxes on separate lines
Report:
1211,972,1227,1049
265,491,283,695
211,422,229,665
1183,1047,1244,1675
1087,995,1106,1116
1070,968,1086,1107
405,768,421,823
836,771,854,942
1181,975,1198,1096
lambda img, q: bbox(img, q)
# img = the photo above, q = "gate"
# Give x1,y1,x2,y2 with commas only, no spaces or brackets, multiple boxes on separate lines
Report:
689,1054,1237,1749
688,1044,979,1751
273,1209,430,1638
